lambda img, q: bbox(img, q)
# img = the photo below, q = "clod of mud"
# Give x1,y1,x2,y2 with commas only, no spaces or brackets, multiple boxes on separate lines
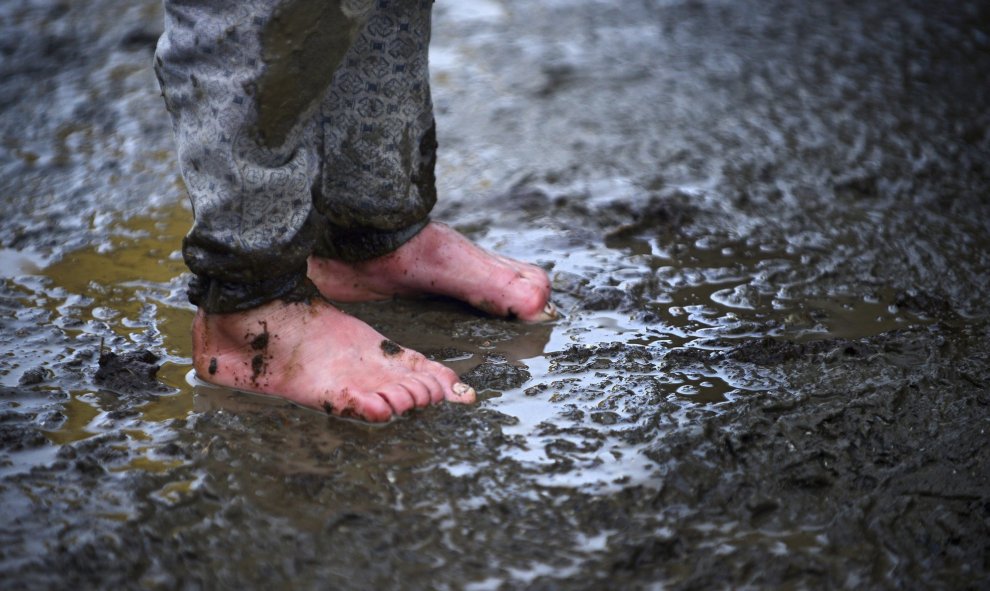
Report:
94,349,170,395
461,353,531,391
0,388,48,451
580,286,632,312
602,193,696,244
18,366,53,385
0,421,48,451
552,272,643,314
548,342,655,374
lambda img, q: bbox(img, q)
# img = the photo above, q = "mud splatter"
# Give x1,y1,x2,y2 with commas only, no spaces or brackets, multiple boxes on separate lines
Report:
250,354,265,382
208,357,217,375
250,333,269,351
249,321,270,350
380,339,403,356
246,322,271,383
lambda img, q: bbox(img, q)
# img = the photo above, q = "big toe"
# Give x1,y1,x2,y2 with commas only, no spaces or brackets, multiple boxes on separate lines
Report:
447,381,477,404
509,279,555,322
331,390,394,423
421,362,475,404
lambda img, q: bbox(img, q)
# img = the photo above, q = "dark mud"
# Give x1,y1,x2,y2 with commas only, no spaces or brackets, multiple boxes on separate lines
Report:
94,348,171,395
380,339,403,357
2,0,989,589
461,353,531,392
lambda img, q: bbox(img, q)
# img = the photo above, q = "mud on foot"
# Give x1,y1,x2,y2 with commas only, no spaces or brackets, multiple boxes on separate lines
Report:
191,298,476,422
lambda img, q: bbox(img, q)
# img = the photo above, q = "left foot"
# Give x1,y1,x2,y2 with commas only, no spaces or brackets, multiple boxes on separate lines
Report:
307,222,556,322
191,298,475,422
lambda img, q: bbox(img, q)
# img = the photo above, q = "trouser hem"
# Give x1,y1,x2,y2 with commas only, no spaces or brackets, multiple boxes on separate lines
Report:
187,268,319,314
313,217,430,263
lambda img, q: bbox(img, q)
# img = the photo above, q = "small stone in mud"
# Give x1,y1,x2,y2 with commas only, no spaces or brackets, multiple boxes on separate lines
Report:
208,357,218,375
380,339,403,356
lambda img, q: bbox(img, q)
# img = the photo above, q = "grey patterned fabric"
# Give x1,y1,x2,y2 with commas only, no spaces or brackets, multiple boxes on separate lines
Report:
155,0,437,313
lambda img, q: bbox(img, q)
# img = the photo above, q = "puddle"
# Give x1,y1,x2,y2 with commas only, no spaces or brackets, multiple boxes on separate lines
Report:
0,202,195,484
0,248,49,276
2,187,925,496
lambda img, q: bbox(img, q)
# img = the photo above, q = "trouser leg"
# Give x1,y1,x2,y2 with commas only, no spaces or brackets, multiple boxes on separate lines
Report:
155,0,437,313
312,0,438,262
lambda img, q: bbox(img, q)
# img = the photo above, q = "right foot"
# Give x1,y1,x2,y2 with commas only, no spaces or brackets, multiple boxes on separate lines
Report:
192,298,475,422
307,222,556,321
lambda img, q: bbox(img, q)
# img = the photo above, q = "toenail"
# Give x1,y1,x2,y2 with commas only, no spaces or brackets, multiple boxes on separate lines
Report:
453,382,472,396
534,301,558,321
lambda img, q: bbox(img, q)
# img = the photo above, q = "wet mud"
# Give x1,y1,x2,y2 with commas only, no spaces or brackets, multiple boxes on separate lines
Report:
94,348,170,395
2,0,989,589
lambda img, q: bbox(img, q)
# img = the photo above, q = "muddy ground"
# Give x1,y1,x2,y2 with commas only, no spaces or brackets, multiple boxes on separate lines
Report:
2,0,989,588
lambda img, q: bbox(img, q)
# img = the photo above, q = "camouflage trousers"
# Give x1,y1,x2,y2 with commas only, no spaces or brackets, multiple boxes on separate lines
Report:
155,0,437,313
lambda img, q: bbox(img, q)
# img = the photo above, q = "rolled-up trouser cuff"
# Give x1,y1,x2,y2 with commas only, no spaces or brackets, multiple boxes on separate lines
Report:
187,268,319,314
313,217,430,263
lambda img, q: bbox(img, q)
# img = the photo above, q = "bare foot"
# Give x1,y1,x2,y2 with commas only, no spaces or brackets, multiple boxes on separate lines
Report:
308,222,556,321
192,298,476,422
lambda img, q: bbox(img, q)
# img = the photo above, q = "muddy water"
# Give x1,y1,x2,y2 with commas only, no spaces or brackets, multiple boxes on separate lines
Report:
2,0,989,588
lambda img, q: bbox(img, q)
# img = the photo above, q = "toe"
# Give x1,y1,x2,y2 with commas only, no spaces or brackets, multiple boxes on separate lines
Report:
412,372,446,404
376,384,416,416
511,284,554,322
335,390,393,422
529,300,559,322
404,375,433,408
423,362,461,393
447,382,477,404
500,264,552,322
